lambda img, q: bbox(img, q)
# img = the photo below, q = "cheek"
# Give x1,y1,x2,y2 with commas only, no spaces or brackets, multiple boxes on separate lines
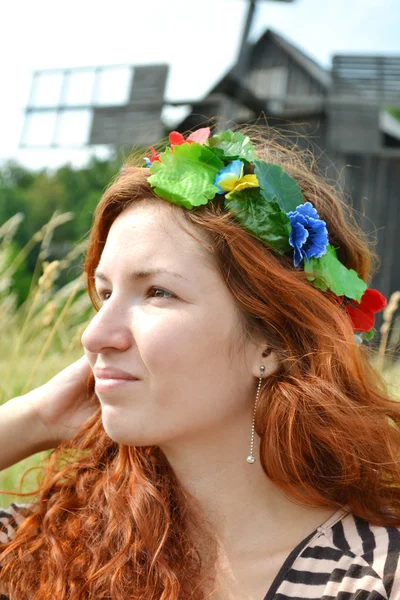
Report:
137,305,239,378
138,310,204,370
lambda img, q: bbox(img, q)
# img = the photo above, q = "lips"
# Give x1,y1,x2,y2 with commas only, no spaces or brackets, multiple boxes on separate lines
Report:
94,367,139,381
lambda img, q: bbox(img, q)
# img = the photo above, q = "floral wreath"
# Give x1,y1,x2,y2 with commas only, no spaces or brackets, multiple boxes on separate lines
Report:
142,127,386,343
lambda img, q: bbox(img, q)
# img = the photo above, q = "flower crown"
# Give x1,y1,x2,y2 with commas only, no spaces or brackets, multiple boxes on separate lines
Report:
143,127,386,342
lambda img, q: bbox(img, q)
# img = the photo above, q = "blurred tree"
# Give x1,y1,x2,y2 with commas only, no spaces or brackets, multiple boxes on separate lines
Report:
387,107,400,122
0,152,124,304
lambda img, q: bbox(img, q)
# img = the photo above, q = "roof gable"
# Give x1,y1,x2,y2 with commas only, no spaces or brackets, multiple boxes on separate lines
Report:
247,29,331,89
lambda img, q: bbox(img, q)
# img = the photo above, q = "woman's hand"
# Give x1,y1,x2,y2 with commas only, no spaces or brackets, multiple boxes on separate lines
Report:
23,355,98,448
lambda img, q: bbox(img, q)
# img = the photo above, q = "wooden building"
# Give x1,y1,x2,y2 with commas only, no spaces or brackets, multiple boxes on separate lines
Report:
174,29,400,305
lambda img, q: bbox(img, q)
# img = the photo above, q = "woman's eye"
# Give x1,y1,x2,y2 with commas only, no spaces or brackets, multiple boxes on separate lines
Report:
148,287,175,299
97,287,174,302
98,290,111,301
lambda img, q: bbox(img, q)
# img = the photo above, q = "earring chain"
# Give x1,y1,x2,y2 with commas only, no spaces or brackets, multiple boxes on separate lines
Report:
247,365,265,464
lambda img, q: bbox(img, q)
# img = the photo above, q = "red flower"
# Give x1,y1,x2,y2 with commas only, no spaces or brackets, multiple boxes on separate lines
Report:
146,146,161,164
145,128,211,166
169,127,211,148
343,288,387,332
169,131,186,147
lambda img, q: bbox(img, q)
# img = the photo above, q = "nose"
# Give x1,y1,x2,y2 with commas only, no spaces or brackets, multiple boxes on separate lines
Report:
81,302,133,355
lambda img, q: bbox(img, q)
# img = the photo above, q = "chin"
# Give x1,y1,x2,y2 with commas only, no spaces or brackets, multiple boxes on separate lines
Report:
100,415,150,447
99,405,177,448
102,424,138,446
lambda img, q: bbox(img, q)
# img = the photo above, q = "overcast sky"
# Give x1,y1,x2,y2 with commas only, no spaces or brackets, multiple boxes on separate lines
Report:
1,0,399,170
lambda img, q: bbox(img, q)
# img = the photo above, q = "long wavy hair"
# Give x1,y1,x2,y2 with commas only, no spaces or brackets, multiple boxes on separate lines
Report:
2,127,400,600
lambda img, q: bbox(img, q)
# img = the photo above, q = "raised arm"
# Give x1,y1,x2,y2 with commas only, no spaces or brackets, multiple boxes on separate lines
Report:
0,394,51,472
0,356,97,472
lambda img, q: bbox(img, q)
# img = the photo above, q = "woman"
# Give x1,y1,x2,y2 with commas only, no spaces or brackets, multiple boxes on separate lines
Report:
0,126,399,600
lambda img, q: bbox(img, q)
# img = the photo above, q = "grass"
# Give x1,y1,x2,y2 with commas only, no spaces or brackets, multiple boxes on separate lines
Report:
0,212,92,506
0,213,399,508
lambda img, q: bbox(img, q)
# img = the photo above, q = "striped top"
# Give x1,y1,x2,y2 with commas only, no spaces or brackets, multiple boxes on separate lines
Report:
1,502,400,599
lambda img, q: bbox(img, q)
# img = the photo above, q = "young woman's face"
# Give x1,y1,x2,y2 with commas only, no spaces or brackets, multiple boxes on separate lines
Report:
81,200,264,449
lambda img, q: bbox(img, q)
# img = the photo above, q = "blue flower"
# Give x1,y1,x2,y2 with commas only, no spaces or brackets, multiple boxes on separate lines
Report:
286,202,328,268
143,157,152,168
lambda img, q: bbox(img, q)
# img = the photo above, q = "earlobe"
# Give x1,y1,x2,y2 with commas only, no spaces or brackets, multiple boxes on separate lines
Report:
253,349,279,378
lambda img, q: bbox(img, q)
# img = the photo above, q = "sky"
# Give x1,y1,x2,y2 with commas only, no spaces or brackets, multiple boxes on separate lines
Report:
1,0,399,171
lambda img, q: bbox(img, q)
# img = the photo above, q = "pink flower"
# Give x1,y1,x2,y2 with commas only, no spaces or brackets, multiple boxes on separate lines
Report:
169,127,211,148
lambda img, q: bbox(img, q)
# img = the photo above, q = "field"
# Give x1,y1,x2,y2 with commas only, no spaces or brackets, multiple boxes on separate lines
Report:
0,212,93,506
0,212,399,508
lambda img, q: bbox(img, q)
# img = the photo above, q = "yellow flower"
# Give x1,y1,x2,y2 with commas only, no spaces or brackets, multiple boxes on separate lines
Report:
215,160,259,199
227,174,259,198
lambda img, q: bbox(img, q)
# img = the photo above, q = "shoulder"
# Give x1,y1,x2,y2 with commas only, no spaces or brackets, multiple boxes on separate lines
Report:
318,510,400,599
275,509,400,600
0,502,35,545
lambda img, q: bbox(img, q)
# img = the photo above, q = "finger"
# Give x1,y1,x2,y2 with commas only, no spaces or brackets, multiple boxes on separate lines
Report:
75,354,93,372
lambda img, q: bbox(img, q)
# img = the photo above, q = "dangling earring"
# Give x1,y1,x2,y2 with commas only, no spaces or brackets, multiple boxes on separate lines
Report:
247,365,265,464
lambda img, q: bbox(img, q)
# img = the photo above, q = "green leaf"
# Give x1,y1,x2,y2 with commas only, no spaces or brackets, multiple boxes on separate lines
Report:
224,188,291,254
304,245,367,302
311,278,328,292
148,143,223,209
207,131,256,162
362,328,376,342
254,161,304,213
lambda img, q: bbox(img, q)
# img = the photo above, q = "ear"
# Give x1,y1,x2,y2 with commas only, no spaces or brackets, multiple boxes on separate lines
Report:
251,346,279,379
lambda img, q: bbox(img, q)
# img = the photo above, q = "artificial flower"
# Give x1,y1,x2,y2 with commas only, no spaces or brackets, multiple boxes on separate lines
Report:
215,160,242,192
145,129,211,167
286,202,329,267
144,126,387,330
343,288,387,333
169,127,211,148
214,160,258,198
144,146,161,168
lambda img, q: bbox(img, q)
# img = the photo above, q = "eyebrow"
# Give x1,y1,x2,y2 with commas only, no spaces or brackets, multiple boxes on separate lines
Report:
93,267,189,283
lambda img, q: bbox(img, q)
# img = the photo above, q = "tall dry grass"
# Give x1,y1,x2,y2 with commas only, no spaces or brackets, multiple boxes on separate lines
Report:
0,213,93,505
0,214,399,507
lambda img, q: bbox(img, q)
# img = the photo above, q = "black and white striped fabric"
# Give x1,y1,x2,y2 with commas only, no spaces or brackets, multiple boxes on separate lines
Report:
264,507,400,599
1,503,400,599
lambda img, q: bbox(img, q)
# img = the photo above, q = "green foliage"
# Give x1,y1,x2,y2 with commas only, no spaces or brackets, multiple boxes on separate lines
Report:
362,328,376,342
0,452,52,507
207,130,256,162
0,154,123,304
386,107,400,122
0,213,94,402
0,209,94,504
224,188,291,254
254,161,304,213
304,245,367,302
149,143,223,209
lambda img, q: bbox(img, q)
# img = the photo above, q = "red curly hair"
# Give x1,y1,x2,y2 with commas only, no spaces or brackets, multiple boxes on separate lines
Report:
1,128,400,599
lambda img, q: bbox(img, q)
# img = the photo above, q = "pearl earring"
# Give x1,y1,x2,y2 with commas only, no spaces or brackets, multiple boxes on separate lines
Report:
247,365,265,464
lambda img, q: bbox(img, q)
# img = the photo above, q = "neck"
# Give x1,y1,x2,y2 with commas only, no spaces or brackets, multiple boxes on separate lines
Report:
159,419,336,560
